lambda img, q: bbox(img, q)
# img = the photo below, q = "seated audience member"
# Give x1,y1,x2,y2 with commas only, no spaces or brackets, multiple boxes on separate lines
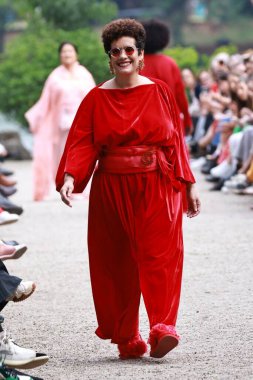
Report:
182,68,200,129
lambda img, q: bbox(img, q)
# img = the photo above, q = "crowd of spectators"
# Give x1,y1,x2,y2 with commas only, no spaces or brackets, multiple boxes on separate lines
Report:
0,146,48,379
183,50,253,204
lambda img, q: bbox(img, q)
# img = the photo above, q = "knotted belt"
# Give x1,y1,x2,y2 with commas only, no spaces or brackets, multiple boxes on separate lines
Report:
97,145,182,220
98,146,156,172
98,145,182,191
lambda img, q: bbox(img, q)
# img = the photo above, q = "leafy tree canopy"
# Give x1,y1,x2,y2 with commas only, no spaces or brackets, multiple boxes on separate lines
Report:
29,0,118,29
0,0,33,20
0,0,118,28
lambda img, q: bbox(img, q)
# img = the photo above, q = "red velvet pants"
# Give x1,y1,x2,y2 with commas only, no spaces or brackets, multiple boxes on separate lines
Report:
88,168,183,344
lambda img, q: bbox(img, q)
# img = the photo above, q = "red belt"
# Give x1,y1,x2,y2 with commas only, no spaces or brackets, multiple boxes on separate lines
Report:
97,145,182,192
97,145,183,221
98,146,157,174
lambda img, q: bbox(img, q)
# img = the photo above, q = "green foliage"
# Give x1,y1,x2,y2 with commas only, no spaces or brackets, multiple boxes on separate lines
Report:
0,0,117,27
164,44,238,73
28,0,117,29
211,44,238,57
164,46,200,71
0,0,33,19
0,24,110,124
206,44,238,69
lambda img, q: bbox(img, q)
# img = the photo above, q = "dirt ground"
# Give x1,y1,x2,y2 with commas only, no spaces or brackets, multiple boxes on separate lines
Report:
2,161,253,380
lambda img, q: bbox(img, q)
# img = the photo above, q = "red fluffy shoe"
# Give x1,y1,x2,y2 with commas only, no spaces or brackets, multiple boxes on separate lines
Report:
118,335,148,360
148,324,180,358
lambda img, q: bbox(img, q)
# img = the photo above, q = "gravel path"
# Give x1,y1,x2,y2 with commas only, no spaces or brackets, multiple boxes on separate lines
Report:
2,161,253,380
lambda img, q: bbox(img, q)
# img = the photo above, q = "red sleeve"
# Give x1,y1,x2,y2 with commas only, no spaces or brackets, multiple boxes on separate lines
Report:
156,80,195,185
55,88,99,193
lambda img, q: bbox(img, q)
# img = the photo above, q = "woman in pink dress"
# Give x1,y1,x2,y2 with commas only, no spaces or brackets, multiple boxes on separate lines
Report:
25,42,95,201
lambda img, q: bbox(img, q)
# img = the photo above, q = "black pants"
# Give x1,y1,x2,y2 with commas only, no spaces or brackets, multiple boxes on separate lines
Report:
0,260,21,311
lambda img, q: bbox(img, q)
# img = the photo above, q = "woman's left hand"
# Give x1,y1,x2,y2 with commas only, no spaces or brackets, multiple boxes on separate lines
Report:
60,174,74,208
186,184,201,218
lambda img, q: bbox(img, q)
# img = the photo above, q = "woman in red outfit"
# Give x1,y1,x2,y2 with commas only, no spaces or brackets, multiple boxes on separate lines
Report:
56,19,201,359
141,19,192,136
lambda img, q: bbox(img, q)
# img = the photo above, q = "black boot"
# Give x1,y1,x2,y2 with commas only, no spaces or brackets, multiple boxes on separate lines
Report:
0,194,23,215
209,178,225,191
201,158,218,175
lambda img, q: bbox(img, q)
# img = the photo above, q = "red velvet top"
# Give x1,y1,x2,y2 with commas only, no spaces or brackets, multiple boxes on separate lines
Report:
141,54,192,132
56,79,195,193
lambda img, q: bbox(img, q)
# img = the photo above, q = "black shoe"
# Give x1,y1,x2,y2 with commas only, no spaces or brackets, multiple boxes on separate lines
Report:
201,159,217,175
0,185,17,197
189,140,199,155
0,193,23,215
205,174,220,183
209,178,225,191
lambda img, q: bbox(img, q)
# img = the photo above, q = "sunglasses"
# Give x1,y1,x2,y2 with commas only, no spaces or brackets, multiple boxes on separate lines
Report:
108,46,139,58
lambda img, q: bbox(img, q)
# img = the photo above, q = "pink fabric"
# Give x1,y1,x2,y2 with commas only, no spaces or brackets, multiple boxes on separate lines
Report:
217,140,230,164
25,63,95,200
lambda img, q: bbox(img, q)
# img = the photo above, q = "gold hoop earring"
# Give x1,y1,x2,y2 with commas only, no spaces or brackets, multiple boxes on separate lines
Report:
138,59,144,71
109,61,114,75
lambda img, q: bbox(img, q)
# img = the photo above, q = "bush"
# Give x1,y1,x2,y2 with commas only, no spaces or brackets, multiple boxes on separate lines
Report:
164,44,238,74
210,44,238,59
164,46,200,72
0,23,110,125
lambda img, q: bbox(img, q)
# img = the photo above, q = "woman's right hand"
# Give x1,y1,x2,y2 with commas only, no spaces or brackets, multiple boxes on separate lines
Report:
60,174,74,207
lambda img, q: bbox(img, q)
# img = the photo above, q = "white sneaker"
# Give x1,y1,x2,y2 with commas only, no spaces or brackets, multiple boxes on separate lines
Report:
9,281,36,303
210,160,234,179
224,179,248,189
221,186,230,194
0,330,48,370
0,211,19,226
224,173,247,187
0,330,35,365
190,157,206,169
243,185,253,194
230,173,247,182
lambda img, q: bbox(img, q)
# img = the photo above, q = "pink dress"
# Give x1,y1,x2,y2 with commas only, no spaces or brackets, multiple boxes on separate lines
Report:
25,63,95,201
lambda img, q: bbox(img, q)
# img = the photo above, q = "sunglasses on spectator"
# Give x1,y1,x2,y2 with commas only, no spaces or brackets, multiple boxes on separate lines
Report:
108,46,139,58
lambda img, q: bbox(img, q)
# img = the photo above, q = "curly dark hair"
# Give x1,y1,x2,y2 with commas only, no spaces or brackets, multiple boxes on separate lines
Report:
141,19,170,54
102,18,146,55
